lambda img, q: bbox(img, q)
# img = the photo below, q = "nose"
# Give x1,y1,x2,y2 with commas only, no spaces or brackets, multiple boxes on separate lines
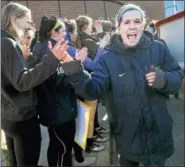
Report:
129,22,136,29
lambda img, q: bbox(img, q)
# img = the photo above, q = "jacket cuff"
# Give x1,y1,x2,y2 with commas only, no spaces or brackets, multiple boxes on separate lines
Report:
59,60,84,76
44,50,60,66
153,68,167,89
69,70,89,83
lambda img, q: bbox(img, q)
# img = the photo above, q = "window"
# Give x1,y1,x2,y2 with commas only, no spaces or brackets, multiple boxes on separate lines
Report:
164,0,184,17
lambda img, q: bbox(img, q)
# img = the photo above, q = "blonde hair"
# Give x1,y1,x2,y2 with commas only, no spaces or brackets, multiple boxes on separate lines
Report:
1,2,31,29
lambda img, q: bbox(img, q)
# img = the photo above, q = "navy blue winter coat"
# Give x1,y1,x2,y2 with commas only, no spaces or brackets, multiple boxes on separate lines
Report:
67,32,183,163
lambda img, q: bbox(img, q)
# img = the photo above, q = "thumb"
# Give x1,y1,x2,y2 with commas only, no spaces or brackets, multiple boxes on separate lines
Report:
48,41,52,50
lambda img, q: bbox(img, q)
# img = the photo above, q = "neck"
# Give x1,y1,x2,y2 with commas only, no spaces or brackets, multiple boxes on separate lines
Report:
83,30,91,36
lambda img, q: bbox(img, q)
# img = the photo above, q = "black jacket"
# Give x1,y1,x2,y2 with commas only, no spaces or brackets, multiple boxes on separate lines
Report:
76,32,102,60
33,39,77,127
1,29,60,121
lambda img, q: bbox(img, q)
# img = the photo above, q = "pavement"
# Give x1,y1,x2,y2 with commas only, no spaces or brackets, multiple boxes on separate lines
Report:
38,93,184,166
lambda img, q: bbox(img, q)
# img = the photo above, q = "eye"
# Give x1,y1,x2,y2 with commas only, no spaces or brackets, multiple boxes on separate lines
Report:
135,20,142,24
124,21,129,24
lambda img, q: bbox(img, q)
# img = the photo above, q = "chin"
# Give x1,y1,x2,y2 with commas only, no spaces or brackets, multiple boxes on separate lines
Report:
127,43,137,48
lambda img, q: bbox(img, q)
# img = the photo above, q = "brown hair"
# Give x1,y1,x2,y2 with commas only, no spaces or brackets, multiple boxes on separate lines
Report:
64,19,76,33
76,15,92,33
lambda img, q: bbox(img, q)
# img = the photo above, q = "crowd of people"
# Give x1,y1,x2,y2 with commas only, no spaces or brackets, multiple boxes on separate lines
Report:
1,2,183,167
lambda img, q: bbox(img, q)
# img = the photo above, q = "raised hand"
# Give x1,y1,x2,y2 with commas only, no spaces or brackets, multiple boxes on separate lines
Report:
94,20,103,33
22,45,31,59
76,47,88,62
48,38,70,61
99,32,111,48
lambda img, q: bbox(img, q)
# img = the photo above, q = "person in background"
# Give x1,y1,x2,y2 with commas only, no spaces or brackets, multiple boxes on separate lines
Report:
145,20,167,46
64,18,107,73
19,28,40,68
33,16,96,166
19,29,34,58
1,2,69,166
30,30,38,52
58,4,183,166
76,15,110,153
65,18,110,140
90,19,112,135
63,18,99,166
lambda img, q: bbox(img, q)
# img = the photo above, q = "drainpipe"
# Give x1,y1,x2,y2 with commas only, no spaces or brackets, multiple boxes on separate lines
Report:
173,0,177,14
58,0,62,17
103,0,108,20
26,0,29,7
84,0,87,15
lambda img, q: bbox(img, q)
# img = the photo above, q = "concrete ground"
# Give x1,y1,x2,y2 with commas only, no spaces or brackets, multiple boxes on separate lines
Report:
1,94,184,166
38,93,184,166
2,94,183,166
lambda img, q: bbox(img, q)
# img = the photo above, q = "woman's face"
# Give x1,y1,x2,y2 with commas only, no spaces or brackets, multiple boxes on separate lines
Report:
84,22,93,35
118,10,145,48
53,27,66,42
11,13,34,40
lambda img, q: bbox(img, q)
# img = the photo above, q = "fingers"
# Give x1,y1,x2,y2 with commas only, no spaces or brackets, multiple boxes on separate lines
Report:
145,72,155,78
62,52,74,62
60,43,69,52
48,41,52,50
145,72,156,87
146,75,156,81
54,37,65,49
60,40,68,48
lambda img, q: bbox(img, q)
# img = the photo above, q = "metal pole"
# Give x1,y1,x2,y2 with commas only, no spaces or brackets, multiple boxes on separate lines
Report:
58,0,62,18
173,0,177,14
26,0,29,7
103,0,108,20
84,0,87,15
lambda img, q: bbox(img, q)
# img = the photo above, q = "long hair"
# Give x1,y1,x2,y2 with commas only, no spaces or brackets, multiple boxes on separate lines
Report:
1,2,31,40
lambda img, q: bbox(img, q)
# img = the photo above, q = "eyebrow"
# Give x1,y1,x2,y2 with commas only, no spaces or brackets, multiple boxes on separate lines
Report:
123,18,142,21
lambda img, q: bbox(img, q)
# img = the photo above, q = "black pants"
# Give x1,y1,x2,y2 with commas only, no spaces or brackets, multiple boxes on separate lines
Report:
47,120,83,166
2,116,41,166
73,141,84,162
93,102,100,135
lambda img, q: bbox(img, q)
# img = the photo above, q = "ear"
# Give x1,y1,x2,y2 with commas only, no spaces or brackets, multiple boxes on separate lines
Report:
10,15,17,24
51,30,57,38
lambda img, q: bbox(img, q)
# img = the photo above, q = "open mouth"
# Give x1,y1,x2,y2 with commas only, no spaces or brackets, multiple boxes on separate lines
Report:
127,34,137,41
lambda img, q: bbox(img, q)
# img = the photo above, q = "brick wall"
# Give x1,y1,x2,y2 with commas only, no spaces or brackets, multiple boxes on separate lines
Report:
2,0,165,29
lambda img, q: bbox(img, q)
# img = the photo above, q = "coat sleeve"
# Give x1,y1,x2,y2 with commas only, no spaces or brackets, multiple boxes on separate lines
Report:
83,38,99,60
1,37,59,92
62,55,111,100
158,45,184,94
83,48,105,71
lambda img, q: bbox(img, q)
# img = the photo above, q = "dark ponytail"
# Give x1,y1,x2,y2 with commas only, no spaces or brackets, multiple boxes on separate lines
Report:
38,16,57,42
